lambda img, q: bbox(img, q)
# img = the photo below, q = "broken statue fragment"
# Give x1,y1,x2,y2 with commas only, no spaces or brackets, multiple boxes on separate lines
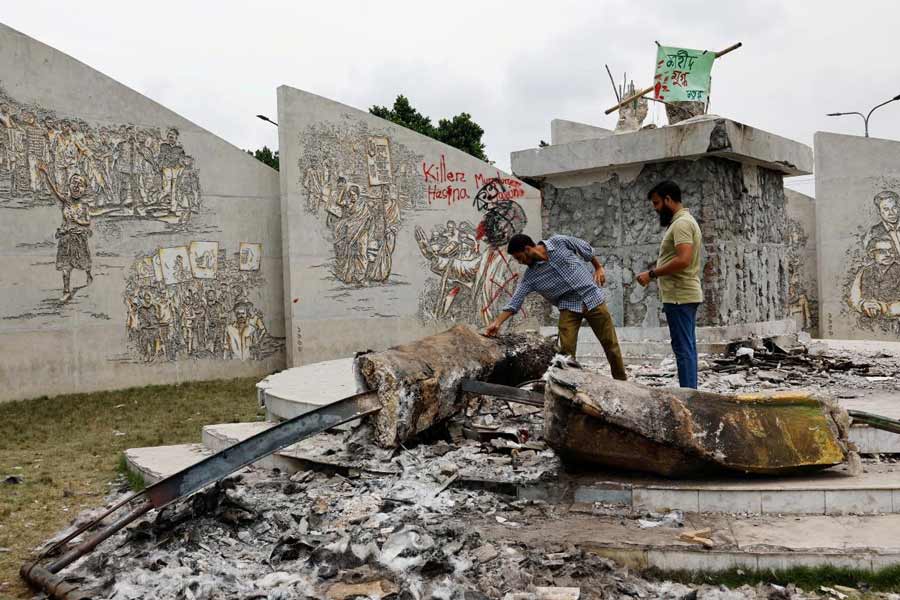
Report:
543,363,853,477
355,325,555,448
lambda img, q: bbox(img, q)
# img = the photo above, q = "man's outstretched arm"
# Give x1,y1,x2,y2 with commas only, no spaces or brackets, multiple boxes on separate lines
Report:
485,279,532,336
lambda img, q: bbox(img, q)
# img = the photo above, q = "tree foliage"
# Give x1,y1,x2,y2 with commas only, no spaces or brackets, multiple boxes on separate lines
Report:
246,146,279,171
370,95,488,162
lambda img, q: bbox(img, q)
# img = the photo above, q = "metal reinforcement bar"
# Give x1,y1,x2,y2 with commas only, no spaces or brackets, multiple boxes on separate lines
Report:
460,379,545,407
848,409,900,436
21,391,383,600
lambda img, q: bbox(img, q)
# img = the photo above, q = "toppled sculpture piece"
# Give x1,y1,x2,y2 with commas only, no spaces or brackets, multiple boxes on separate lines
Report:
355,325,555,448
544,363,853,477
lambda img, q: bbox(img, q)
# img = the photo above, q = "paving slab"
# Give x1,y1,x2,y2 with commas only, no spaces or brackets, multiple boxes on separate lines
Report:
124,443,211,486
563,462,900,515
476,511,900,571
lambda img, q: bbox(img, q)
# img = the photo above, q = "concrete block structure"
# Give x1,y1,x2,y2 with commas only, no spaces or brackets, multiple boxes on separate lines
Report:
0,24,284,401
277,86,542,366
550,119,613,145
511,116,813,331
815,132,900,340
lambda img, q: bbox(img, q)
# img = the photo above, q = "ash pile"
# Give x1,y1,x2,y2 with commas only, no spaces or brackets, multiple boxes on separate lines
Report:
46,432,851,600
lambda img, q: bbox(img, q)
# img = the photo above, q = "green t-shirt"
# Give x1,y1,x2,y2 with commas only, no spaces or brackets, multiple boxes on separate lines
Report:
656,208,703,304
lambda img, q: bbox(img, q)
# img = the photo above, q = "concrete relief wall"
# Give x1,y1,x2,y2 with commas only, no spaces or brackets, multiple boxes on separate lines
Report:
541,157,790,329
0,24,284,401
816,132,900,340
784,189,818,336
277,86,542,366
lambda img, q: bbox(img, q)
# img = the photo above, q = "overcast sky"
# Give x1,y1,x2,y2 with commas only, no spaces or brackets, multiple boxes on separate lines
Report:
6,1,900,197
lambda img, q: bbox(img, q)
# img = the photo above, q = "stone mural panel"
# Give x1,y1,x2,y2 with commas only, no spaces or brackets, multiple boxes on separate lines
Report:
0,23,283,401
542,157,791,328
121,242,283,363
277,86,542,366
816,132,900,340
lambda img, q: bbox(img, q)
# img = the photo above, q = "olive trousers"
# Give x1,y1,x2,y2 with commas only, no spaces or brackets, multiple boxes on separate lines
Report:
557,303,628,381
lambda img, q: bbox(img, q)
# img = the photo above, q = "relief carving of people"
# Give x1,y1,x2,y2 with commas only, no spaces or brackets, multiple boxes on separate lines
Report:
0,87,201,225
846,190,900,333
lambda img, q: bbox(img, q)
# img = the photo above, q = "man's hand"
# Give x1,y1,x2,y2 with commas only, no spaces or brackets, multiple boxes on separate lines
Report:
593,267,606,287
636,271,651,287
862,300,884,318
484,321,501,337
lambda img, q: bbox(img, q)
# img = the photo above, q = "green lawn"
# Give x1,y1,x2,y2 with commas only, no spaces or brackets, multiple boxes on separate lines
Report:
0,378,264,598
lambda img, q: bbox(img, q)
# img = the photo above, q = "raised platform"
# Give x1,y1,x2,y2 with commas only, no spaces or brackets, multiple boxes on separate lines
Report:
511,116,814,179
563,462,900,516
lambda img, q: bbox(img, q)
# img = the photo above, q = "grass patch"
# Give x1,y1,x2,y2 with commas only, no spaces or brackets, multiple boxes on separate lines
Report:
645,565,900,593
0,377,264,598
116,454,145,492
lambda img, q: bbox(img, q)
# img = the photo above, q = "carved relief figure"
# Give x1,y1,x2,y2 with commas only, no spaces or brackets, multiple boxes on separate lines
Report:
845,189,900,333
297,122,424,286
416,178,528,325
0,87,201,225
785,217,817,332
121,242,282,363
37,165,93,302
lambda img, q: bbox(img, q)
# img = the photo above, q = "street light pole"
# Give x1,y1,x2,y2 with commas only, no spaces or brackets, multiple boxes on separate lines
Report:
256,114,278,127
826,94,900,137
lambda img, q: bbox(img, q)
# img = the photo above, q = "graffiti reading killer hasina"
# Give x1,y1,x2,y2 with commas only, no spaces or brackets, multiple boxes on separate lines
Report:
845,188,900,334
415,177,528,325
122,242,283,363
298,122,425,286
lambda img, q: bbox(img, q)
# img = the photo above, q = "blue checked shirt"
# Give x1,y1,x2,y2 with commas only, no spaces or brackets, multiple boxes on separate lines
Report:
503,235,606,314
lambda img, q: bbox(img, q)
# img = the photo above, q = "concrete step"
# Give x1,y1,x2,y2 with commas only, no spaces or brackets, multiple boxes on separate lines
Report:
564,462,900,516
201,421,301,473
257,357,359,422
124,443,212,485
478,511,900,572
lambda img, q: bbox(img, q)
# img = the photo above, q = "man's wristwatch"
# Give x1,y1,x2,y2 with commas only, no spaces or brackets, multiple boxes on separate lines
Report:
649,268,658,280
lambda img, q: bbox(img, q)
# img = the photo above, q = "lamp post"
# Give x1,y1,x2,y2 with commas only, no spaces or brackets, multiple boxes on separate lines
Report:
256,114,278,127
826,94,900,138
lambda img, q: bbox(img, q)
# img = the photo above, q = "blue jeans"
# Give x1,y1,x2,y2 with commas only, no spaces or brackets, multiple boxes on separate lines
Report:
663,303,700,389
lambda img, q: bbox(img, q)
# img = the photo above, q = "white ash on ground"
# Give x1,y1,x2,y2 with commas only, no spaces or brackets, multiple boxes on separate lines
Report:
48,464,894,600
618,336,900,397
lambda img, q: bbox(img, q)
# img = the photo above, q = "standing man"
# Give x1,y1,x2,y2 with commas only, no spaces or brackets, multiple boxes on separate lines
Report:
637,181,703,389
484,233,627,381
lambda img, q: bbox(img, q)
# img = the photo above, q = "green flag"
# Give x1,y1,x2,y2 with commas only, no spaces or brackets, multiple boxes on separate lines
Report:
653,45,715,103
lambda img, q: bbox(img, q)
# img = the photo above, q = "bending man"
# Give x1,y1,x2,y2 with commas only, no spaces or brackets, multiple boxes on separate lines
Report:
485,234,627,380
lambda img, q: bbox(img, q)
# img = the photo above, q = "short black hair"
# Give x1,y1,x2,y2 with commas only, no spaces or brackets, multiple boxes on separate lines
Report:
874,190,899,207
648,180,682,203
507,233,536,254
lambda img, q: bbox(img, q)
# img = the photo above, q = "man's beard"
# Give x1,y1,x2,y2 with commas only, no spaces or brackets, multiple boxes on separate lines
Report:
658,206,675,227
